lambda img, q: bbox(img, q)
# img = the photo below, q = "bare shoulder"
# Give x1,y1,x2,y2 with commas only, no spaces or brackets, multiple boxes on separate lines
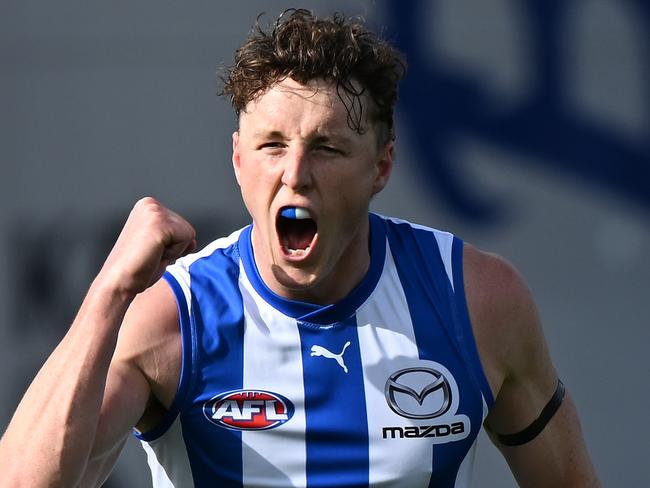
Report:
462,243,552,395
462,243,601,486
112,278,181,427
462,242,534,327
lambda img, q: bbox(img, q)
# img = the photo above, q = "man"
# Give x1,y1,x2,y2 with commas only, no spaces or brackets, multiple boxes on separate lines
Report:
0,9,599,487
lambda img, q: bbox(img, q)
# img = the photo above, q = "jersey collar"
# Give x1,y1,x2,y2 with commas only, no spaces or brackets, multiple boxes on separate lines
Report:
239,213,386,326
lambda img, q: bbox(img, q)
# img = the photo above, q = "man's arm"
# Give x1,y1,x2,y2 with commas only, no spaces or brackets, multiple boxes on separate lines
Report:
80,278,182,487
463,244,600,487
0,197,195,487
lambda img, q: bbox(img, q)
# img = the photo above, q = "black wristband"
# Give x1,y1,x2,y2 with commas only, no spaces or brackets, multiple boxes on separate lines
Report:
496,379,566,447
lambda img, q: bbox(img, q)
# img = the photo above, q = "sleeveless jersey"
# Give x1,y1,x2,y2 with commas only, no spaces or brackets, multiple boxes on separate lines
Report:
135,213,494,488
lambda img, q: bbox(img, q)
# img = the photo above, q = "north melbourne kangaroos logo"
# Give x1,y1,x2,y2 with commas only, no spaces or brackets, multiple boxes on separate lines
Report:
203,389,294,431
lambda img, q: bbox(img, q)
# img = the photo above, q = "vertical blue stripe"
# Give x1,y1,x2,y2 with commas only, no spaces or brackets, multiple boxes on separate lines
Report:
298,318,369,488
181,246,245,488
385,220,485,488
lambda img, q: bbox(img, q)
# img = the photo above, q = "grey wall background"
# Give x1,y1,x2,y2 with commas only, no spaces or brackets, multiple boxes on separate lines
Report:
1,1,648,486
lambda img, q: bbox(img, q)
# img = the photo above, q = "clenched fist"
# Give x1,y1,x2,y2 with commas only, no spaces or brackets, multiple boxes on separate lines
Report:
98,197,197,297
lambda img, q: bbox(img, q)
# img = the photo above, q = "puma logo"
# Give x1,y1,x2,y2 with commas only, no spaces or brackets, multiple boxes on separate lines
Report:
310,341,351,373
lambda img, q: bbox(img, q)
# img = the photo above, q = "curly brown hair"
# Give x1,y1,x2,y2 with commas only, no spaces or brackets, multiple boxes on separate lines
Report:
220,9,406,145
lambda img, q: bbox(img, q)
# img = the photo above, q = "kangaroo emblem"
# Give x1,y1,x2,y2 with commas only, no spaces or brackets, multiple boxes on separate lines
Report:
310,341,351,373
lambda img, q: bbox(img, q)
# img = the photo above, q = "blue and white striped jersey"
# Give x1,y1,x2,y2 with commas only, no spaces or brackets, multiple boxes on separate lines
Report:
135,213,494,488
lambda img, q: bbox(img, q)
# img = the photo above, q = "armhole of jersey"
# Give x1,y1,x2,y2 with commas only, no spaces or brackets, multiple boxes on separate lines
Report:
451,237,495,408
133,271,196,442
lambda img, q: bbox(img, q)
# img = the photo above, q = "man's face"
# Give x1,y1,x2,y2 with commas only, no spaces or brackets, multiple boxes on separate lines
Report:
232,77,393,303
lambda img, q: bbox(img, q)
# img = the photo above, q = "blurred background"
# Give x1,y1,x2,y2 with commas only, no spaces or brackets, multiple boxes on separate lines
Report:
1,0,648,486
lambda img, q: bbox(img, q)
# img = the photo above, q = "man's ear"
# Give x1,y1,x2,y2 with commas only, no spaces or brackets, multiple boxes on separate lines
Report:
232,131,241,186
372,141,394,195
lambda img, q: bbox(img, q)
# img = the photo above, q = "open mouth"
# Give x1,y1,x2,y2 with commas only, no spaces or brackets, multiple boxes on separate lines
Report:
276,206,318,257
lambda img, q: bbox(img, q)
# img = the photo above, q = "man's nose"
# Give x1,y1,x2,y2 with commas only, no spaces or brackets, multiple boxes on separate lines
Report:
281,148,312,190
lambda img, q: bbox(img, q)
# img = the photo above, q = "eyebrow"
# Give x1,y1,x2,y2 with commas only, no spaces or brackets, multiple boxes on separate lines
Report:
252,130,286,140
252,130,352,146
309,134,350,146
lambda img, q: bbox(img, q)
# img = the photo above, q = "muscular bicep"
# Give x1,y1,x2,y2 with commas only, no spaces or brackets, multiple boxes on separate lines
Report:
81,360,152,486
464,244,599,487
480,269,558,439
82,278,181,486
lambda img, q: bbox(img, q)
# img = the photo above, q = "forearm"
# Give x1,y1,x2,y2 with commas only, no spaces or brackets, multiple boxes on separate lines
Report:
0,277,135,487
502,393,601,488
0,198,195,487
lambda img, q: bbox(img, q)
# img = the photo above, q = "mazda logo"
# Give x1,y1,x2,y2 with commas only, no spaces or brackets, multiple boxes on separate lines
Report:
385,367,452,419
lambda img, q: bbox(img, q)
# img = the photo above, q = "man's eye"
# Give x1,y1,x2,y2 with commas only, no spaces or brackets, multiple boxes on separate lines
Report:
317,146,341,154
259,142,285,151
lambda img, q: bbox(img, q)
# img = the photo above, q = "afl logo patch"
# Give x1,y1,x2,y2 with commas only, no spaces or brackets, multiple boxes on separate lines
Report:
203,389,294,431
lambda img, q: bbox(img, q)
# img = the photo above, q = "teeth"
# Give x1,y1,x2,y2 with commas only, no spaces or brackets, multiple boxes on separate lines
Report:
281,207,311,220
287,246,310,256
